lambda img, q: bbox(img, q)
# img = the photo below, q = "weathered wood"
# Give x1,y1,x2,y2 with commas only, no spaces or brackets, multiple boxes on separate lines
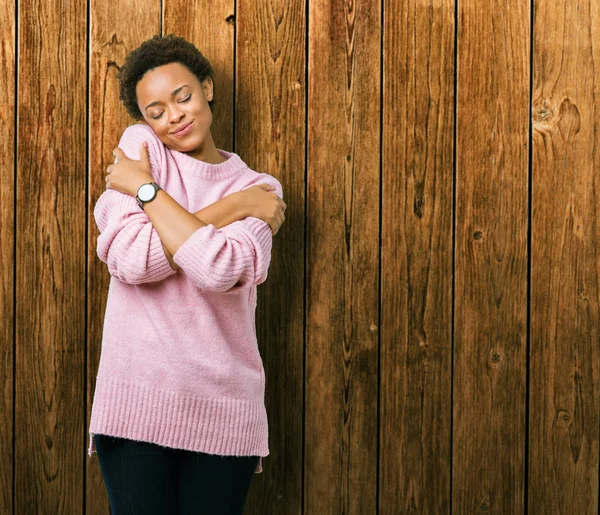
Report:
235,1,305,513
163,0,235,151
305,0,380,512
529,0,600,512
0,0,15,512
16,0,86,511
86,3,160,513
453,0,529,512
380,0,455,512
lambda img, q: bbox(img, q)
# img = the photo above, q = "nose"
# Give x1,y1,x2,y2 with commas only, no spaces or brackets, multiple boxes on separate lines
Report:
169,107,184,124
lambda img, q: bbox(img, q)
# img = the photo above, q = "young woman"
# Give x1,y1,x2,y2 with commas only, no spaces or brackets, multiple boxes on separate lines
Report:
87,34,286,514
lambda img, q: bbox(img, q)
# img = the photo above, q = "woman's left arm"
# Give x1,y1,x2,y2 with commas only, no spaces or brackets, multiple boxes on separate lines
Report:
107,142,284,292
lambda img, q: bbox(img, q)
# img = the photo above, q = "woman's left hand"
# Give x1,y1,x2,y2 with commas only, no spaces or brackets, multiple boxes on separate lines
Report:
105,142,154,197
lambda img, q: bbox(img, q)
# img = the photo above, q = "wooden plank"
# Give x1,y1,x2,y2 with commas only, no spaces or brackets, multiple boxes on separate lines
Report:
379,0,455,511
305,0,380,512
453,0,529,512
86,3,160,513
0,0,15,512
235,1,305,513
16,0,86,510
529,0,600,511
163,0,235,151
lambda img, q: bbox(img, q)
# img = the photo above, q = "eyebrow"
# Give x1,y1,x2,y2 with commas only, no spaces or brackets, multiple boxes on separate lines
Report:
144,85,189,111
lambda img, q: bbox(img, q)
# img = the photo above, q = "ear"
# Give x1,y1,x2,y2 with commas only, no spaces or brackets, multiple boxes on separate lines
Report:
202,77,214,102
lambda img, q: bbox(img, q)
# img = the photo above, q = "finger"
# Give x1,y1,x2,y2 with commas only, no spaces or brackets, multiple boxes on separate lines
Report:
139,141,150,164
256,183,274,191
266,217,277,234
279,199,287,211
274,213,284,230
106,164,113,174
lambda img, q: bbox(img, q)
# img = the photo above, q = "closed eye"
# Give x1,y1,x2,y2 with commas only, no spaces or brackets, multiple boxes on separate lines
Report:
151,96,192,120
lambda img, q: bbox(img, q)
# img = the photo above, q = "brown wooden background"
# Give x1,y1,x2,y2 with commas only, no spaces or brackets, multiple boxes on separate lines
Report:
2,0,599,513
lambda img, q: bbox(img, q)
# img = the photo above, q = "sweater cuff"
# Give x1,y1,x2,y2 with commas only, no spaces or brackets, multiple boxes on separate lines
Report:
172,223,255,290
110,194,177,283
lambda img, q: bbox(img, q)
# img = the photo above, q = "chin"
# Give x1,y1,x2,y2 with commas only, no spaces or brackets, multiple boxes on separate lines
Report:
177,128,209,151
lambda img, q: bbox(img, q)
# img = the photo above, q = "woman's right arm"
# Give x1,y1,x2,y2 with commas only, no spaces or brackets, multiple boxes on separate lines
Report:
163,185,286,270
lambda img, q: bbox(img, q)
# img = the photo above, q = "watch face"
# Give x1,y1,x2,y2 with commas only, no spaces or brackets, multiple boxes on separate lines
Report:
138,183,157,202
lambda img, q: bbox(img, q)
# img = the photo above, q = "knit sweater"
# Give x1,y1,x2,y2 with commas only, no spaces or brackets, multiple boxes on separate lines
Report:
87,123,282,474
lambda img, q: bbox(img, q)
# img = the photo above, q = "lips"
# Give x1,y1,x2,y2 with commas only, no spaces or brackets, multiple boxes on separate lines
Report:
171,121,193,137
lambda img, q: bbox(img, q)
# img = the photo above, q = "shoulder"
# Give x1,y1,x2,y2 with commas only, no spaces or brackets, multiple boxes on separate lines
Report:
119,123,163,152
118,123,165,181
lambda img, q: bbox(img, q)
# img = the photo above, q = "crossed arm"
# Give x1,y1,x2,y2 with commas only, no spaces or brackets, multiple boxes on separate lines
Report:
160,193,256,270
95,183,284,289
96,136,285,289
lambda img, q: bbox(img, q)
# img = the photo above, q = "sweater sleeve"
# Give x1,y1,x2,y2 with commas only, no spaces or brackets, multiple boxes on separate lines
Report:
172,176,283,293
93,124,176,285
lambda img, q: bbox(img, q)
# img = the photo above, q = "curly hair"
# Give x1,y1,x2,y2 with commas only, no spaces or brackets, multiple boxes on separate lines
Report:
117,33,215,120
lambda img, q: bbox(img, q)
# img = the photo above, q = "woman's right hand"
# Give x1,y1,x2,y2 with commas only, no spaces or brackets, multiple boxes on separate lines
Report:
238,184,287,235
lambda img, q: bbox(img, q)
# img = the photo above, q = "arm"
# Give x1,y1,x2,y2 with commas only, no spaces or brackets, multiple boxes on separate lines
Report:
170,179,284,293
96,124,248,281
141,180,283,293
105,132,285,291
94,189,179,284
161,193,246,270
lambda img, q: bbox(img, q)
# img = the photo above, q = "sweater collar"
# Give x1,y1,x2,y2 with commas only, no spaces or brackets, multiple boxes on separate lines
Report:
168,148,246,181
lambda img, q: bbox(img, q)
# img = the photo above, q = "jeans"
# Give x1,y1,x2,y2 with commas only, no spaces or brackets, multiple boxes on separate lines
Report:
94,434,260,515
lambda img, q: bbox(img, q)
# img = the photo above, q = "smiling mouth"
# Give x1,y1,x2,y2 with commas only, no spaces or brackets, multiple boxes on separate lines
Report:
171,121,193,136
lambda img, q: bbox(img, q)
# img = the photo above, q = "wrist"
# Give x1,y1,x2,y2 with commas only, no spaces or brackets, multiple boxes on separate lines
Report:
229,191,248,219
132,176,154,197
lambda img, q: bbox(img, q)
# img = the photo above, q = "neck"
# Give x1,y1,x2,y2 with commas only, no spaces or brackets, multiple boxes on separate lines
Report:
184,133,225,164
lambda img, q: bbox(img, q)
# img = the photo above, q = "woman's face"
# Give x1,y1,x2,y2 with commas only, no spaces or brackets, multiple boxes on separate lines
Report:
135,62,213,153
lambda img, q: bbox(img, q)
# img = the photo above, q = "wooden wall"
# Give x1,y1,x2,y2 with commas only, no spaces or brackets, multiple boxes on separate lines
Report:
1,0,599,513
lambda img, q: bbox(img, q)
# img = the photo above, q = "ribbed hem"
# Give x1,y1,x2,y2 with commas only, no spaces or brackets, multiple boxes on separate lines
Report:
88,376,268,473
172,216,272,292
116,194,178,283
94,190,178,284
172,224,253,291
239,217,273,254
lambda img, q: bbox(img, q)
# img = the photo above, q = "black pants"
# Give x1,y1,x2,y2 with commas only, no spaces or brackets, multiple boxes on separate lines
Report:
94,434,260,515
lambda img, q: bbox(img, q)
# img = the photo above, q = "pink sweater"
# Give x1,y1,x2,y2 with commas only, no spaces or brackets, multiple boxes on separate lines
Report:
87,123,282,474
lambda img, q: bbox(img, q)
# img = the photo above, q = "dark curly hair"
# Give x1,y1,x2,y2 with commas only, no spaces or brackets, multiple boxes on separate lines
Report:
117,33,215,120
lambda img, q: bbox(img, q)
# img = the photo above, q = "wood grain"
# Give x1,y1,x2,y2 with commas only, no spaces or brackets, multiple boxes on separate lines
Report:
380,0,455,512
0,0,15,512
453,0,530,512
305,0,380,512
4,0,600,512
86,2,161,513
16,0,86,511
234,1,305,513
529,0,600,511
163,0,235,151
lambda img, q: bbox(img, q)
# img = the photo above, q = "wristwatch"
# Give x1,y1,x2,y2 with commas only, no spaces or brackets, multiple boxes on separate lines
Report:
136,181,162,209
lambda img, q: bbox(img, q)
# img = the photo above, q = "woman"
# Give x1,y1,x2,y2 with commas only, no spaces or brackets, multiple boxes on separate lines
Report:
87,34,286,514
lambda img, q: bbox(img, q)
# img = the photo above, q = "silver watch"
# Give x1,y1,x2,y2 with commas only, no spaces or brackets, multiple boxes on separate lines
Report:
136,181,162,209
